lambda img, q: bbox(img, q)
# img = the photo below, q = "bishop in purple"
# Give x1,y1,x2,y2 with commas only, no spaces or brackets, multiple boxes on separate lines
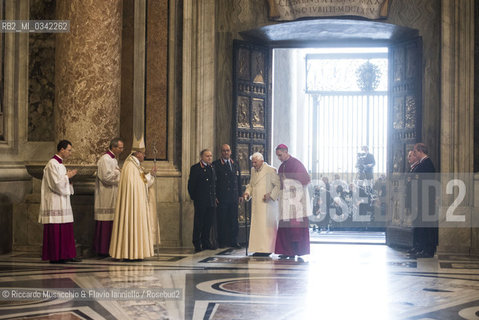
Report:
274,144,311,259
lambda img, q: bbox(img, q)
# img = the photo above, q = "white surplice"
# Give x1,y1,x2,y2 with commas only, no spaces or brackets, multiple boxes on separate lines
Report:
38,157,74,224
244,162,280,253
94,152,120,221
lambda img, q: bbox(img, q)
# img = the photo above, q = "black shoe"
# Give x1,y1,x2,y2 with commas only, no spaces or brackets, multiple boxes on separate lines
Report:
124,258,143,262
278,254,289,259
414,250,434,258
50,259,66,264
203,245,217,250
67,257,82,263
252,252,271,257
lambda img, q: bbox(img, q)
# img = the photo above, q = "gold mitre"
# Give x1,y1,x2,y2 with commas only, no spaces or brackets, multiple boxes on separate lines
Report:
131,135,146,153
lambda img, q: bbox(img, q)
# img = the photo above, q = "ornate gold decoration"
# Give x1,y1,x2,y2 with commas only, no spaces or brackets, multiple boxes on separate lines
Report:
252,144,264,155
252,98,264,128
393,47,405,82
237,96,250,128
393,97,404,129
237,144,249,174
405,95,416,128
252,51,265,84
392,148,404,173
406,45,417,79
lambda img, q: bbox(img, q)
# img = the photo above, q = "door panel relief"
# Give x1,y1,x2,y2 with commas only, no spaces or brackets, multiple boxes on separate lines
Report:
232,40,271,234
386,37,423,247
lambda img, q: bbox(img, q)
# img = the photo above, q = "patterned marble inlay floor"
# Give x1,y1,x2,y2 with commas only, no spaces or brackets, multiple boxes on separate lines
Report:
0,244,478,319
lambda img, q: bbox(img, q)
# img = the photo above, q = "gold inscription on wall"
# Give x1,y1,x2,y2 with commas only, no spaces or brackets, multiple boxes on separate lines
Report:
267,0,390,21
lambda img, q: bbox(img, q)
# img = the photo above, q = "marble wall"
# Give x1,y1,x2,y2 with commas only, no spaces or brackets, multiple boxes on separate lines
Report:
28,0,55,142
120,0,135,160
145,0,168,160
55,0,122,164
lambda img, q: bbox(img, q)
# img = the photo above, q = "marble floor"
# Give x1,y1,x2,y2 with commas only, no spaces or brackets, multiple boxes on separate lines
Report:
0,242,479,320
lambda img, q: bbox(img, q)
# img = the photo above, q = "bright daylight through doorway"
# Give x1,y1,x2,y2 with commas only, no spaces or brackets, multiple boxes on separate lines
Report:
272,47,388,243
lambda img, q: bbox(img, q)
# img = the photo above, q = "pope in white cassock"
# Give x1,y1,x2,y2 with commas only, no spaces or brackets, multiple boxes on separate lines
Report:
243,152,280,256
109,138,160,260
39,140,79,263
93,138,124,256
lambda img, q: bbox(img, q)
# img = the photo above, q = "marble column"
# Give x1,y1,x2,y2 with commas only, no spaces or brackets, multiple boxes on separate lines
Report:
438,0,475,255
55,0,122,164
52,0,122,254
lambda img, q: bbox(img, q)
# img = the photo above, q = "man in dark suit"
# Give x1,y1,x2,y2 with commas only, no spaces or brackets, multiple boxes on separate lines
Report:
411,143,436,173
213,144,243,248
188,149,216,252
410,142,437,258
357,146,375,188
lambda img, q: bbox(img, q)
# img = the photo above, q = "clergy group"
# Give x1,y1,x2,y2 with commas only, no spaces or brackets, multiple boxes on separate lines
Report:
39,138,160,263
39,139,311,263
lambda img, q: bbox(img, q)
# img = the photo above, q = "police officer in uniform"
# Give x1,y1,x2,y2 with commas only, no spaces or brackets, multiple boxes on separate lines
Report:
188,149,217,252
213,144,243,248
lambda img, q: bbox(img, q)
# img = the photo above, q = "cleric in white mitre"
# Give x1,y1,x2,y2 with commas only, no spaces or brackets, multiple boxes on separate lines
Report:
93,138,124,256
38,140,79,264
109,137,160,261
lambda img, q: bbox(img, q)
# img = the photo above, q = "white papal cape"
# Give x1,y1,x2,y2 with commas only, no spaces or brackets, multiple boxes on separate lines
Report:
109,155,160,259
38,156,74,224
244,163,280,253
94,151,120,221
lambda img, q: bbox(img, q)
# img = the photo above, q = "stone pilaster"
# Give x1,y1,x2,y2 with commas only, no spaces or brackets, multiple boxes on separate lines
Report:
438,0,475,254
181,0,216,246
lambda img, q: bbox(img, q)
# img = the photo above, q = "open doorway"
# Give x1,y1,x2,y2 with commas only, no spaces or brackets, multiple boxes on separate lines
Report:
233,20,423,248
271,47,389,244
